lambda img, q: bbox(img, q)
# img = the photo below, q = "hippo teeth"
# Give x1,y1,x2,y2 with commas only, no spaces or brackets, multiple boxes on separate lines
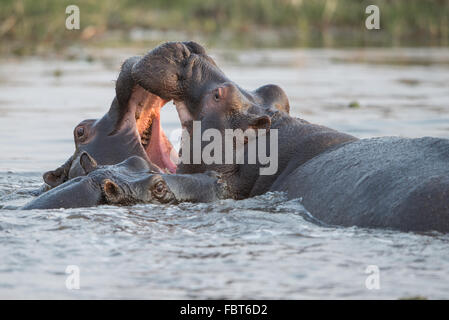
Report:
140,121,153,147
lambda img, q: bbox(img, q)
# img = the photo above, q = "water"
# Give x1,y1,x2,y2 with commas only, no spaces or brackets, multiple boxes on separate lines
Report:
1,47,449,299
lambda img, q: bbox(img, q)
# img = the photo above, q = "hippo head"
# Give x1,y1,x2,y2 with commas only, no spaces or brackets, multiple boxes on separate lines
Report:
43,56,177,188
102,170,226,206
48,152,180,206
67,153,225,206
101,173,175,205
131,41,290,198
131,41,289,121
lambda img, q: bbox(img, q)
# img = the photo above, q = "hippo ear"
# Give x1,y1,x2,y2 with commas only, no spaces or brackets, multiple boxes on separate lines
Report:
254,84,290,114
183,41,206,55
102,179,124,204
43,155,75,188
79,152,97,174
43,168,67,188
248,115,271,131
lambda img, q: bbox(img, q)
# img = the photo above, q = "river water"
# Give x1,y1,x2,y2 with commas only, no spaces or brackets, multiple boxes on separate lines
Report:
0,47,448,299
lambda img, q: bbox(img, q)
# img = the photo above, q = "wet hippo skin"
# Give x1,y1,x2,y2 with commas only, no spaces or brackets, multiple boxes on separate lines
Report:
272,137,449,232
24,153,228,210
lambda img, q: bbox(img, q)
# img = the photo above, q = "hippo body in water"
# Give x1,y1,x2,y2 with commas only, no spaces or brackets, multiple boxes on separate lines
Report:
130,41,449,233
271,136,449,232
24,153,227,210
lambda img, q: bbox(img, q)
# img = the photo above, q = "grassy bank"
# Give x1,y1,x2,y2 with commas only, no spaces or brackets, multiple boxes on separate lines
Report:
1,0,448,55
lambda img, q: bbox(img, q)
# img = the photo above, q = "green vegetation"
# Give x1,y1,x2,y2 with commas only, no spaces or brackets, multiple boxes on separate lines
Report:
398,296,428,300
1,0,448,55
348,101,361,109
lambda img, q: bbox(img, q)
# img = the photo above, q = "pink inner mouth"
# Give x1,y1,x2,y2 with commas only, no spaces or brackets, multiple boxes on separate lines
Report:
132,86,178,173
145,109,178,173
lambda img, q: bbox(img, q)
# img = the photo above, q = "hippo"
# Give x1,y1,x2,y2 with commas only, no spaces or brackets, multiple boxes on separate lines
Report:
43,57,177,189
130,41,449,233
131,41,295,198
41,44,289,192
24,152,227,210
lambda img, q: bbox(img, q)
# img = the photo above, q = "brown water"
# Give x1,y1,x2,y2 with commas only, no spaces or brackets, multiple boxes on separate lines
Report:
0,47,449,299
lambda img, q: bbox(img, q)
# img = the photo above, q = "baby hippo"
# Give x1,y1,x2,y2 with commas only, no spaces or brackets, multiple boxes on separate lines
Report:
23,153,227,210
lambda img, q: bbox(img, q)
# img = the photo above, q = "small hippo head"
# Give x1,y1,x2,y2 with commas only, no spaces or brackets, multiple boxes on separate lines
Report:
101,173,176,205
100,170,226,205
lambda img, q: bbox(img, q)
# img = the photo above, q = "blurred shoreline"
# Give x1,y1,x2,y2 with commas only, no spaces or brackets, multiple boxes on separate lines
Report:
1,0,448,56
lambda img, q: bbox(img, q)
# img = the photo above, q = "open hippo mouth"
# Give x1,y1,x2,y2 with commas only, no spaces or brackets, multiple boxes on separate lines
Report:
42,85,178,189
130,85,178,173
43,53,183,189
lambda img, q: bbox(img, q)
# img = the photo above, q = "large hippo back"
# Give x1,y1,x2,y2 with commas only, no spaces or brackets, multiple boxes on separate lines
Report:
274,136,449,232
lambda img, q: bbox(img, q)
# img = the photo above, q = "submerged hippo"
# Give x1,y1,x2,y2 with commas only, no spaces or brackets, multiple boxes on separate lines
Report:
130,41,449,233
43,57,177,189
24,153,227,210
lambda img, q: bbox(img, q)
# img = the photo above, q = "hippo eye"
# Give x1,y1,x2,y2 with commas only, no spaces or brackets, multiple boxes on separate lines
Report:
76,126,85,138
214,88,222,102
152,181,167,198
